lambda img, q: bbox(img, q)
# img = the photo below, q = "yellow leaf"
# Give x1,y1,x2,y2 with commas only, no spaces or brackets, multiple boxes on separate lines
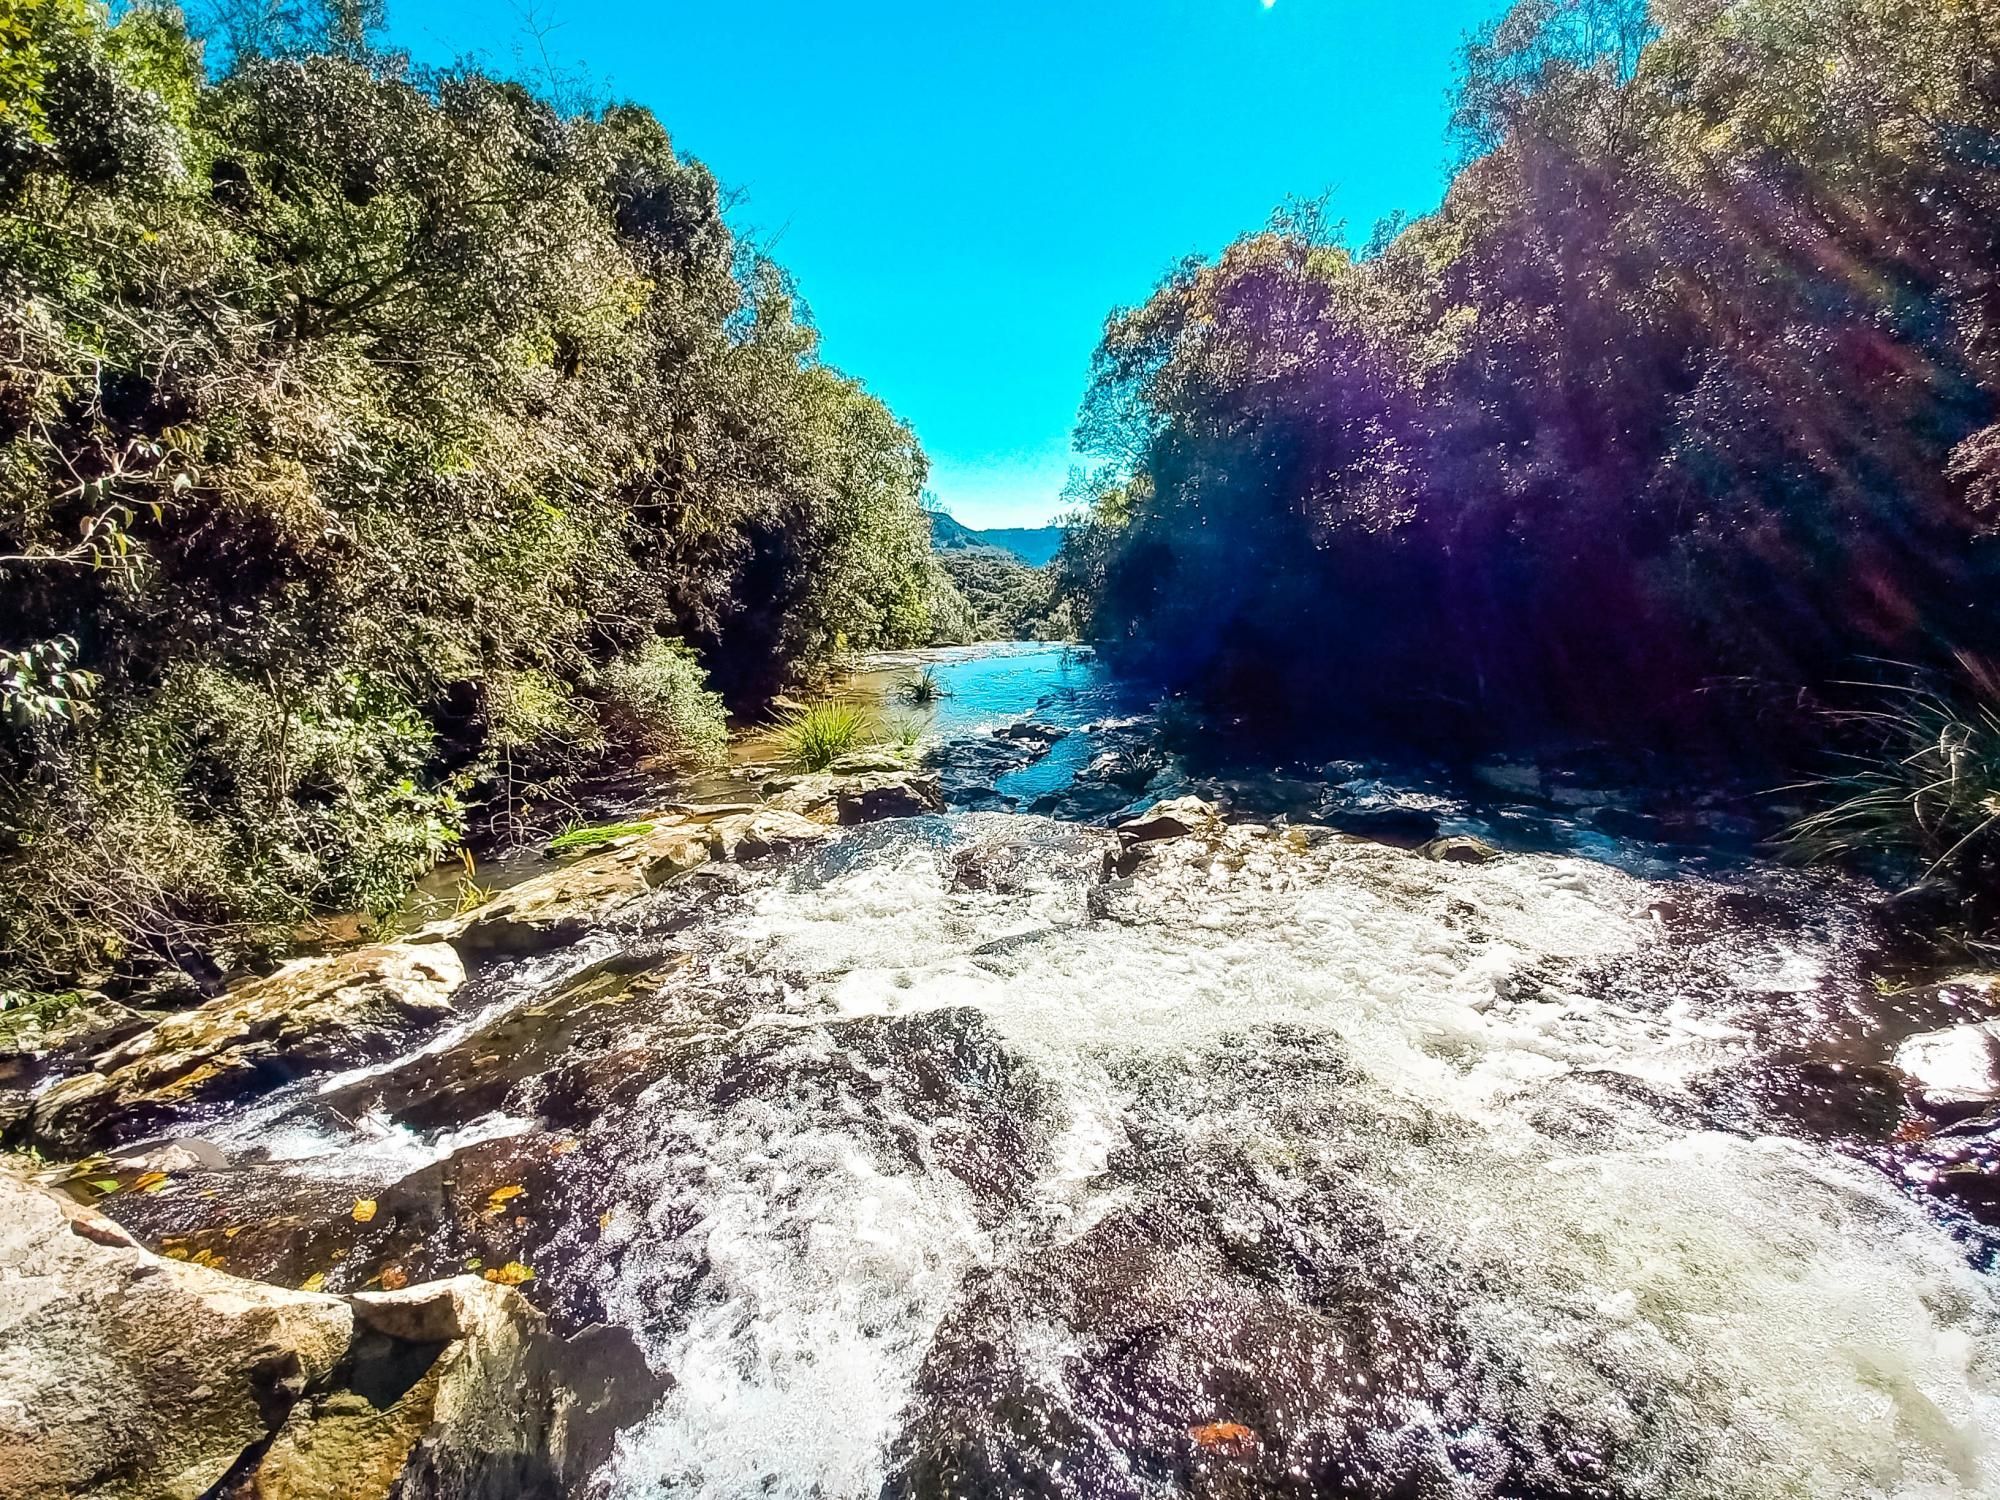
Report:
486,1184,526,1210
300,1272,326,1292
482,1260,535,1286
351,1199,377,1223
133,1171,168,1192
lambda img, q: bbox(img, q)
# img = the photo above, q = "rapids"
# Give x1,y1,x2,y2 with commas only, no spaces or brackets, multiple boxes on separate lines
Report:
86,647,2000,1498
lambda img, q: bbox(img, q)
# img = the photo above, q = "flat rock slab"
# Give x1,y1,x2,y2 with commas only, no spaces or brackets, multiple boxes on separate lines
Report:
30,942,465,1155
763,767,946,825
445,822,717,958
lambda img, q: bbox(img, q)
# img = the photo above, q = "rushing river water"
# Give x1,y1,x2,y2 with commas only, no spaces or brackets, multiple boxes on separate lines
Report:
90,645,2000,1498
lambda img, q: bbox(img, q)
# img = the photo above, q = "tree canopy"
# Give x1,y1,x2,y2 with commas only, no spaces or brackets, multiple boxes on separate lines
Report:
1062,0,2000,760
0,0,957,984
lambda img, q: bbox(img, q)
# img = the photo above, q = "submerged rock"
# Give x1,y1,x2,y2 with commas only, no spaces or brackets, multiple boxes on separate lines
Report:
29,942,465,1155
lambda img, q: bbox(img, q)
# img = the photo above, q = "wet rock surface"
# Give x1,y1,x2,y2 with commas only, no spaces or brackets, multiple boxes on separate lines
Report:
444,822,718,957
27,942,466,1155
762,765,947,824
0,1168,661,1500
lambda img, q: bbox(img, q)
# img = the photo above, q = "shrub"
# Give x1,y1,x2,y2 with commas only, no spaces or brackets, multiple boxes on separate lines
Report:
777,699,874,772
0,5,947,986
597,639,728,765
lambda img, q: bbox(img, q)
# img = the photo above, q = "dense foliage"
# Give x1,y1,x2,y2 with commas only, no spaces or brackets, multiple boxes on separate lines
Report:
0,0,953,985
1064,0,2000,766
934,546,1063,641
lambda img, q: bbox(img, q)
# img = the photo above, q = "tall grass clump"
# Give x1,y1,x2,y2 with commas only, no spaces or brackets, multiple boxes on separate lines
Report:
778,700,876,772
895,667,951,706
1784,658,2000,939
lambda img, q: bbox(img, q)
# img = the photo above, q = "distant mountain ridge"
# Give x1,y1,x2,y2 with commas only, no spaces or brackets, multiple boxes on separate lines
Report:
928,512,1066,567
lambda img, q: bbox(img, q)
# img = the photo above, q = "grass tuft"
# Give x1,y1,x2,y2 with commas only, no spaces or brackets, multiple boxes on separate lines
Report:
777,699,876,771
546,820,657,856
895,667,951,707
1783,656,2000,937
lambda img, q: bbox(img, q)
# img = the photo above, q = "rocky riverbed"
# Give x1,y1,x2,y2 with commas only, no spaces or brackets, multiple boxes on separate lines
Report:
7,644,2000,1499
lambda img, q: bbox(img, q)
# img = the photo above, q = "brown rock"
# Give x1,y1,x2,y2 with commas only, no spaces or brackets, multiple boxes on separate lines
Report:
446,823,715,957
705,808,835,862
30,943,465,1154
0,1169,354,1500
1116,796,1221,846
764,768,946,825
1420,834,1504,865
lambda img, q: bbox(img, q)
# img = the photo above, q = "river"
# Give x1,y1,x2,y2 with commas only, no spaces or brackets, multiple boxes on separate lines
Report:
86,644,2000,1498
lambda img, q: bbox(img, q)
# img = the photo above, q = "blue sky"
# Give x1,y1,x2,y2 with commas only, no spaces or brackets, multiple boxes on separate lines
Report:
388,1,1497,527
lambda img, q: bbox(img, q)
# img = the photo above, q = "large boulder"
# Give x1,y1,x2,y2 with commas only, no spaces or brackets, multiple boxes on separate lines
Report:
253,1278,662,1500
29,942,465,1155
0,1172,662,1500
0,1169,354,1500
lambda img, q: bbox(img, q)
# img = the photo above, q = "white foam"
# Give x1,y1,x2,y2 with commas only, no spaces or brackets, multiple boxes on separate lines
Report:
594,821,2000,1498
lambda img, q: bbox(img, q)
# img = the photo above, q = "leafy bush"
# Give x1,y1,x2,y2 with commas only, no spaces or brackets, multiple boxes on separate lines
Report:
597,639,728,765
777,699,875,772
0,5,947,986
1065,0,2000,758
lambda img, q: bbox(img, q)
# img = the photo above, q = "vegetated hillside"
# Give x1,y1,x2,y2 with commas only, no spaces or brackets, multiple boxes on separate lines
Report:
0,0,961,988
929,511,1065,567
933,546,1064,641
1061,0,2000,769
